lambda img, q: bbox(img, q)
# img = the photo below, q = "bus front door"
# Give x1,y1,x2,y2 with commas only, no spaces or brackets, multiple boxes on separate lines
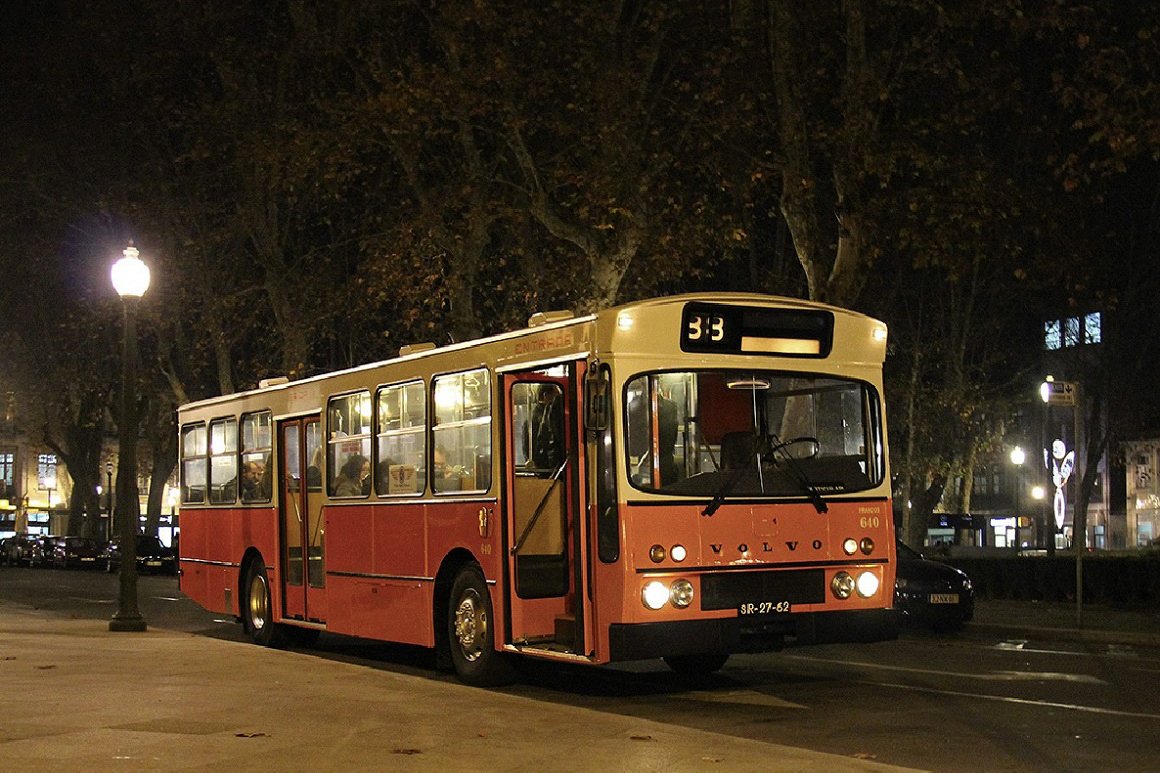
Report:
279,417,327,624
503,365,589,655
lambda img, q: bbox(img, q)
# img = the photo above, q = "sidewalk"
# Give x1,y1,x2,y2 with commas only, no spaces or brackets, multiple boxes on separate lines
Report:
968,597,1160,647
0,602,914,773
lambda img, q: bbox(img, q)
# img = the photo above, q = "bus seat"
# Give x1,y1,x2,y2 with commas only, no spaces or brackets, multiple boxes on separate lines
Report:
720,432,756,469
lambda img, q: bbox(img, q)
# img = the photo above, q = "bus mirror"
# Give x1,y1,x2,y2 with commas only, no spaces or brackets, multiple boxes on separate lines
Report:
584,368,610,432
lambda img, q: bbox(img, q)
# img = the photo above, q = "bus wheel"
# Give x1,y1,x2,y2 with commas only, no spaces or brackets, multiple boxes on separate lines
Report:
448,564,515,686
663,652,729,677
243,561,288,648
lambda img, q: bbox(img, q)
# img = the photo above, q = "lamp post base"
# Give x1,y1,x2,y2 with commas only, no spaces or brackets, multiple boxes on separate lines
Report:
109,615,148,633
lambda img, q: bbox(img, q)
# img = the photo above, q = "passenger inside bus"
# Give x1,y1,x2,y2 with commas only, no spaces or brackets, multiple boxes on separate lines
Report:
334,454,370,496
526,384,564,474
240,460,266,501
306,446,323,490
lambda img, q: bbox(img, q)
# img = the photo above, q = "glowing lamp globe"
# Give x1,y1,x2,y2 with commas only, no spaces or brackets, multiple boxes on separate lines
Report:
111,245,151,298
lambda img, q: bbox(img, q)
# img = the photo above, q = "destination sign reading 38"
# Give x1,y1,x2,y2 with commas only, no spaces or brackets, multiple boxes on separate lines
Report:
680,302,833,357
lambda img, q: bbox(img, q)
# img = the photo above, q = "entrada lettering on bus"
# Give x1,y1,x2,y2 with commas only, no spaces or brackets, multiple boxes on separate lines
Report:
176,293,898,686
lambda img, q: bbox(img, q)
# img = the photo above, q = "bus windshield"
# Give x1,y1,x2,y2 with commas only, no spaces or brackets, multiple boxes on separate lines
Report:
624,370,883,498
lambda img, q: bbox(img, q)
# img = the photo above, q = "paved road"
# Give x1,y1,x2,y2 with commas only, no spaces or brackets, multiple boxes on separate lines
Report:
3,566,1159,771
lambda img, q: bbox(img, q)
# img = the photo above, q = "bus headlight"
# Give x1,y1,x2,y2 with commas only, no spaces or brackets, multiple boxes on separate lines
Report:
670,579,694,608
831,572,855,599
856,571,880,598
649,544,666,563
860,537,875,555
642,581,669,610
670,544,687,562
842,538,858,556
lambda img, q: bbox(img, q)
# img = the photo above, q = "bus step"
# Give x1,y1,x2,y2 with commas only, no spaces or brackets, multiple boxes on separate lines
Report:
554,614,575,644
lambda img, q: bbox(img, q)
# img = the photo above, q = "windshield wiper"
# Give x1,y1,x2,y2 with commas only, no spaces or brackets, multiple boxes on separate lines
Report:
769,436,829,514
701,435,829,516
701,433,763,517
701,468,743,517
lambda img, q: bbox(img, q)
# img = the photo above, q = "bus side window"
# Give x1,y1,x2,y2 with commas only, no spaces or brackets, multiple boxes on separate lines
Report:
432,368,491,494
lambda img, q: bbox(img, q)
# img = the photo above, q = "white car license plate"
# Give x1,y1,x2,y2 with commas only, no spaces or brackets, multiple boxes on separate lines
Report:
929,593,959,604
146,560,162,567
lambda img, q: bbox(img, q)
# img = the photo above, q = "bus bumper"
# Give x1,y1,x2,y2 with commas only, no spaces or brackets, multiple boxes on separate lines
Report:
608,609,898,661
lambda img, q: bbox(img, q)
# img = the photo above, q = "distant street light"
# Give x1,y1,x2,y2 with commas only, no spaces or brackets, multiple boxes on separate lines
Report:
109,243,150,633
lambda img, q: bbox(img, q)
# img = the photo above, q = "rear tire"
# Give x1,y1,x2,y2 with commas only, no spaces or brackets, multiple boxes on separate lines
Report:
447,563,516,686
243,561,289,648
663,651,730,677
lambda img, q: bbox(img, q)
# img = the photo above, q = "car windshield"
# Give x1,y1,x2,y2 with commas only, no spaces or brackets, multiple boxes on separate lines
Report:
896,541,922,560
624,370,883,498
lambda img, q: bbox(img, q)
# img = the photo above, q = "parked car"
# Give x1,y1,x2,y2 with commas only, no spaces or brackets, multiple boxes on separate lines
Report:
1,534,48,567
104,535,177,575
50,536,103,569
894,540,975,632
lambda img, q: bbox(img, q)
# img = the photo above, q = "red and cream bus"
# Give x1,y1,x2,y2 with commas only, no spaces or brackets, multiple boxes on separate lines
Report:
177,293,897,684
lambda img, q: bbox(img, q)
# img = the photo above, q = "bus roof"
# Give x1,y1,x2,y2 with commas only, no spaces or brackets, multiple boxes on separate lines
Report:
177,292,882,414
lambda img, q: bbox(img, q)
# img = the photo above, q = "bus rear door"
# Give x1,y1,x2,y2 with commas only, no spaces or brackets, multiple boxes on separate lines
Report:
279,417,327,624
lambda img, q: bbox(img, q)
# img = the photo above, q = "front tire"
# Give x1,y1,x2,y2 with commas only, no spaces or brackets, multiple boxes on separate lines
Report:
243,561,288,648
447,563,515,686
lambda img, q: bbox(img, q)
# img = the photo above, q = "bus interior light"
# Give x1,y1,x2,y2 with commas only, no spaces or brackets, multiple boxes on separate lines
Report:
859,537,875,555
856,571,880,598
670,544,687,562
642,581,669,610
831,572,855,600
649,544,666,563
670,579,694,608
842,538,858,556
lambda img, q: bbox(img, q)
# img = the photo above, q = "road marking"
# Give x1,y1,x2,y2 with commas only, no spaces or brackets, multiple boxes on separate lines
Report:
672,689,808,710
783,655,1105,684
872,681,1160,721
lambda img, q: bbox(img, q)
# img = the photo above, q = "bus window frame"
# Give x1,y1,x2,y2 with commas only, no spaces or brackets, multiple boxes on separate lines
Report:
180,421,208,504
430,366,492,496
327,389,373,498
239,410,273,504
207,415,239,505
375,378,426,498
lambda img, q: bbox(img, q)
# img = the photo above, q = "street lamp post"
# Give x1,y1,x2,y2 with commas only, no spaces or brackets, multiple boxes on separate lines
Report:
109,243,150,633
1031,485,1046,548
105,461,114,542
1009,446,1025,552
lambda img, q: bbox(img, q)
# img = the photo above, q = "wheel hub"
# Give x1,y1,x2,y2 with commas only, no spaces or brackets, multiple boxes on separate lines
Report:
454,590,485,661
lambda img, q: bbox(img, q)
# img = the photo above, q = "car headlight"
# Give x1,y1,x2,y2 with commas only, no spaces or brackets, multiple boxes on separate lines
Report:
642,581,669,610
